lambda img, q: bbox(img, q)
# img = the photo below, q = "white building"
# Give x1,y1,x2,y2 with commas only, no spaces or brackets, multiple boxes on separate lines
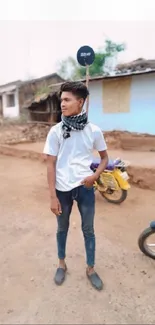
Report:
0,80,21,118
0,73,64,120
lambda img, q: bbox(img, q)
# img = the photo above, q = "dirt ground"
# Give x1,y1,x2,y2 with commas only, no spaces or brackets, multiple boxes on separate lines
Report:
11,141,155,167
4,141,155,191
0,156,155,325
0,123,155,152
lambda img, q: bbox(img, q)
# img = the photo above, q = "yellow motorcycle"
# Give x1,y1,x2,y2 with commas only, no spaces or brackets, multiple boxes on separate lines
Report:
90,157,130,204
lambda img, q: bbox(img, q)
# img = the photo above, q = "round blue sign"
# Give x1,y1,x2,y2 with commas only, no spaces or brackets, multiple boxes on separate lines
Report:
77,45,95,66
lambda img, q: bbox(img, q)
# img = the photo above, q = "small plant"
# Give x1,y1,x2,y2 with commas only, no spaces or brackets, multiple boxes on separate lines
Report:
35,86,51,97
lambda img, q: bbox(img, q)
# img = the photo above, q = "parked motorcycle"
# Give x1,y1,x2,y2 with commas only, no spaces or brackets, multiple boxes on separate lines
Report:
90,157,130,204
138,221,155,260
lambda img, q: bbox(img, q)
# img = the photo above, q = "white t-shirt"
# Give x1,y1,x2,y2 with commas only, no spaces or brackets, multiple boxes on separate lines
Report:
43,122,107,191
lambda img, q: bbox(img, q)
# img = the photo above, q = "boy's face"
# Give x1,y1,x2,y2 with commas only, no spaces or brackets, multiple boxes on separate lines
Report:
61,91,84,117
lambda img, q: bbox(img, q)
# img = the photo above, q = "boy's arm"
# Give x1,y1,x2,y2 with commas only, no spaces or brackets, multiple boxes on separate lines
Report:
46,154,57,198
93,128,108,178
46,155,62,216
93,150,108,180
82,128,108,187
82,150,108,187
43,129,61,215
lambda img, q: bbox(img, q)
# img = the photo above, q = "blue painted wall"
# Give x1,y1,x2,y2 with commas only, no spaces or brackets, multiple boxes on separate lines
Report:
88,74,155,135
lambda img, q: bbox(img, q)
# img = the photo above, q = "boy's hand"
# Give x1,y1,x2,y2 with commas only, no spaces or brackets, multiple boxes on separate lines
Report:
50,196,62,216
81,175,97,188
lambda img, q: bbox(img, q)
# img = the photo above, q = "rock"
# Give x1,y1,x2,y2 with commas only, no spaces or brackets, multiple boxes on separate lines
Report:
7,309,14,314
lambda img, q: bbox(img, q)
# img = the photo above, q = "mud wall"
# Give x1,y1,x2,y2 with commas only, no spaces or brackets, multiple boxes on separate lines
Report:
0,123,155,152
105,131,155,152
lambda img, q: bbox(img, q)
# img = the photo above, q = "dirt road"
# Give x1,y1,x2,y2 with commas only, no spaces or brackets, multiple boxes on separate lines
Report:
12,141,155,167
0,156,155,324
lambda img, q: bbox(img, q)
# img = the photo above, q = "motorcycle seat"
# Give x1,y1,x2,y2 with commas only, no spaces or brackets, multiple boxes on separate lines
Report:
90,157,122,171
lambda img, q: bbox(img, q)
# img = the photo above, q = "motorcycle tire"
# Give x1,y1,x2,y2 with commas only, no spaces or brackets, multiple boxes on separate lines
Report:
138,227,155,260
99,189,127,204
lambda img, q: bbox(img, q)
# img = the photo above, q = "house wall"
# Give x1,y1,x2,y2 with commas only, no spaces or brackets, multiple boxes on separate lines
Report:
0,87,19,118
88,73,155,135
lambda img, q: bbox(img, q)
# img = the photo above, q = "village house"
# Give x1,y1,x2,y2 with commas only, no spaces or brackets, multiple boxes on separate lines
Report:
76,59,155,135
24,83,62,124
84,68,155,135
26,66,155,135
0,73,64,120
9,58,155,136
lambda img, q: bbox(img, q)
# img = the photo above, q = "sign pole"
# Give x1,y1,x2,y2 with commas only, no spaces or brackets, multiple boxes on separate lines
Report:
76,45,95,117
86,64,90,116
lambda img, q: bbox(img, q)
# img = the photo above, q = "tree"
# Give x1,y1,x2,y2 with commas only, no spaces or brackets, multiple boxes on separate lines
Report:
57,56,80,81
57,39,125,80
104,40,125,56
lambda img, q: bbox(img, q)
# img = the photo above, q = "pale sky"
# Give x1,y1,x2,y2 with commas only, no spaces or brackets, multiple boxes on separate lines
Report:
0,0,155,84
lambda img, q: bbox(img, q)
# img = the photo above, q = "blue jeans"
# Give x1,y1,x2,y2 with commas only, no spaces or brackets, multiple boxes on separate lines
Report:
56,185,95,267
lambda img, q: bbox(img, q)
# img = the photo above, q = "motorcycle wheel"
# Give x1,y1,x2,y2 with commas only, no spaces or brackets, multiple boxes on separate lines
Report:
99,188,127,204
138,227,155,260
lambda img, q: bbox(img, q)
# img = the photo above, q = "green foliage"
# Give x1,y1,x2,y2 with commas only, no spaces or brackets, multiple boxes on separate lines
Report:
57,39,125,80
35,85,51,97
105,40,125,56
78,52,107,78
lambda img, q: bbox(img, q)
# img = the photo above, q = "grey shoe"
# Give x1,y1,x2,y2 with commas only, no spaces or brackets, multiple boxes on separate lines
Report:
54,266,67,285
86,271,103,291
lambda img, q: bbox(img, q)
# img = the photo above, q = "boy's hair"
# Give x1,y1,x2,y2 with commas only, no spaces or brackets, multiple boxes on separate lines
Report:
59,81,89,101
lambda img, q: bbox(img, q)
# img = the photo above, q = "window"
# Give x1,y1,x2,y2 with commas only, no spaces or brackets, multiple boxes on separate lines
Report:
6,93,15,107
102,77,131,113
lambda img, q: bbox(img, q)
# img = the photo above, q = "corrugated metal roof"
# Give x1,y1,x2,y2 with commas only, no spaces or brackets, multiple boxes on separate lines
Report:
80,68,155,82
0,80,22,90
21,67,155,110
0,73,65,89
21,73,65,86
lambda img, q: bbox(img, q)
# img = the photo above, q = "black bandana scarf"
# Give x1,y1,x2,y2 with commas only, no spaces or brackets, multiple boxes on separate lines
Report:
61,112,88,139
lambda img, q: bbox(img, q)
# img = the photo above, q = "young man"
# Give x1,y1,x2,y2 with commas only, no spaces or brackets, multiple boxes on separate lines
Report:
43,81,108,291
